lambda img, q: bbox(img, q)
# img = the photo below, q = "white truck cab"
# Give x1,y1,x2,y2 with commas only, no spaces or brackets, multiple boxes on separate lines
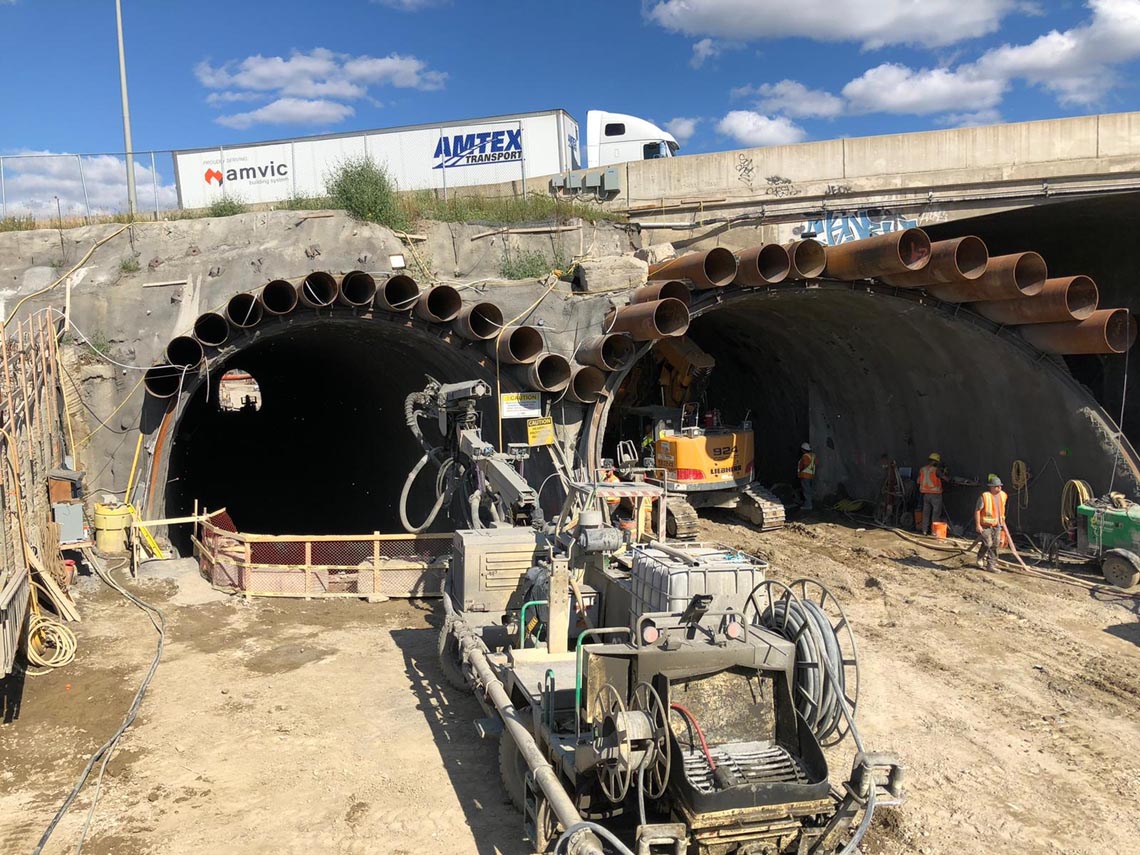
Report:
585,110,679,168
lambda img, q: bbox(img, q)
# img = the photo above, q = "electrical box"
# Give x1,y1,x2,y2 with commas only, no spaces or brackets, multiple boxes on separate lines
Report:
566,173,583,190
52,501,86,544
452,527,547,613
550,174,565,189
584,172,602,189
602,168,621,193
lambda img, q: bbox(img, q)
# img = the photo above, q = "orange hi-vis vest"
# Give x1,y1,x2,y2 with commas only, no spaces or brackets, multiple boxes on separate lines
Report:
918,464,943,495
979,490,1008,527
603,472,621,506
798,453,816,479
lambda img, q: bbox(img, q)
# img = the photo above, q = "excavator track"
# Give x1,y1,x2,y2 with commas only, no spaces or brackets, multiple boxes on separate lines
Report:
661,497,701,541
736,484,787,531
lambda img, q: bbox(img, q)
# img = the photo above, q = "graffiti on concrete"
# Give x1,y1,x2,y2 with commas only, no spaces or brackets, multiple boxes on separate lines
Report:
824,183,852,196
794,208,919,245
765,175,800,198
735,153,755,188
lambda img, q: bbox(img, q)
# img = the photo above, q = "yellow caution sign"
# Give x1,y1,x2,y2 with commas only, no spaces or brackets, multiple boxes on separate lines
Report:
526,416,555,446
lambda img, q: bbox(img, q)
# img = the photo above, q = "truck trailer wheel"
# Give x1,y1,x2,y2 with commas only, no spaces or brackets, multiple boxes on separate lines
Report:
1101,549,1140,589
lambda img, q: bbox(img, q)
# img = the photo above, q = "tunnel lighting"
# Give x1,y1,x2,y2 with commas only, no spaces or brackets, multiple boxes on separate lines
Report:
389,254,407,270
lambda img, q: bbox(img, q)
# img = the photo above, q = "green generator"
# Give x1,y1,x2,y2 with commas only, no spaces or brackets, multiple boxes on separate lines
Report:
1077,501,1140,588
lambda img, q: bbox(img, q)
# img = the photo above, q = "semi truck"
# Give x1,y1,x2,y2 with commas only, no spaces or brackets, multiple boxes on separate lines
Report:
172,108,676,210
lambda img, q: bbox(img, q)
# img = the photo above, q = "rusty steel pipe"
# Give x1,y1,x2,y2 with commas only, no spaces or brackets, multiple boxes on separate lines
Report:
375,274,420,313
225,292,263,329
630,280,690,307
648,247,737,289
414,285,462,323
338,271,378,308
926,252,1046,303
880,236,989,288
143,363,184,399
491,325,544,365
973,276,1099,326
822,228,931,280
734,244,791,287
579,333,635,372
260,279,299,315
453,302,504,341
1018,308,1137,355
516,352,571,394
165,336,203,371
296,271,339,308
566,364,606,404
785,239,827,279
192,312,229,348
605,298,689,341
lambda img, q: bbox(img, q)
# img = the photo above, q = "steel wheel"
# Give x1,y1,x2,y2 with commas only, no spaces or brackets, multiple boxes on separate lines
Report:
631,681,670,799
1102,551,1140,589
591,683,632,803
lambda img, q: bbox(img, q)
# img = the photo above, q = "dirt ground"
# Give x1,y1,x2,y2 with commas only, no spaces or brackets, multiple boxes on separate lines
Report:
2,514,1139,855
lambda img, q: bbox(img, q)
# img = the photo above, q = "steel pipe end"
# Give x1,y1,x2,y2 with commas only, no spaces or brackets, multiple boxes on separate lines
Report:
1009,252,1048,297
338,271,378,308
453,302,505,341
375,274,420,314
950,236,989,280
144,363,184,399
192,312,229,348
787,239,826,279
630,280,691,307
166,335,204,370
260,279,300,316
297,271,339,308
414,285,463,324
735,244,791,287
579,333,635,372
567,364,606,403
703,247,738,287
522,352,571,393
897,228,932,271
226,292,264,329
492,325,544,364
1065,275,1099,321
605,297,690,341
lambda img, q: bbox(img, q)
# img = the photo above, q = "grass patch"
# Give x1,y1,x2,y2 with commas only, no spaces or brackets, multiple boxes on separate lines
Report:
325,156,410,231
205,195,247,217
119,256,140,274
401,190,624,225
499,246,571,280
282,193,334,210
0,214,36,233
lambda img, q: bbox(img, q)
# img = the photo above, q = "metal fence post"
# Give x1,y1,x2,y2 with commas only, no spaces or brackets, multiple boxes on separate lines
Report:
76,155,91,224
518,120,527,199
150,151,160,220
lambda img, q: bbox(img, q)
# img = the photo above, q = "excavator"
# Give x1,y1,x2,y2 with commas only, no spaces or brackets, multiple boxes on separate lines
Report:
619,337,785,539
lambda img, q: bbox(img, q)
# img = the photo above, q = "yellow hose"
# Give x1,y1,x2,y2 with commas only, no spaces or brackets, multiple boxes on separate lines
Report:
1060,479,1093,531
1011,459,1029,509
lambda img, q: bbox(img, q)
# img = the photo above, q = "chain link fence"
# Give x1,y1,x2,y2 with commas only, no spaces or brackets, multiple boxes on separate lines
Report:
196,510,450,599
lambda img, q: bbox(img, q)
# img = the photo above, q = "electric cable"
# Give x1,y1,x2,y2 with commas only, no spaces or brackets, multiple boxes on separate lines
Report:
33,551,165,855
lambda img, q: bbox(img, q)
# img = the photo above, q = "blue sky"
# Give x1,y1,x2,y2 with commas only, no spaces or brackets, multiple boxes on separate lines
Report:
2,0,1139,213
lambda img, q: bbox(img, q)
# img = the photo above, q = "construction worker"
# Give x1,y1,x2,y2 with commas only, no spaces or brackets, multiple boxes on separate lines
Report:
974,474,1008,572
601,466,621,508
917,452,945,535
797,442,816,511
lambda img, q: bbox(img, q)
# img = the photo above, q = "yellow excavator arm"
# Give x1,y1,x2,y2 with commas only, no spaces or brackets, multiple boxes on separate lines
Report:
655,338,716,408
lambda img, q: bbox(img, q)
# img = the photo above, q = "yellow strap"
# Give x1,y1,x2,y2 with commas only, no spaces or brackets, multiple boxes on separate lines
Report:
127,502,166,559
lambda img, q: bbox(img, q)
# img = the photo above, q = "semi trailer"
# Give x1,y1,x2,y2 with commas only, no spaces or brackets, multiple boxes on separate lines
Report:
173,108,675,209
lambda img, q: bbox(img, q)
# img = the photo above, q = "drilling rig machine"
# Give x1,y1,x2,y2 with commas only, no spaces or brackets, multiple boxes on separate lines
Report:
411,378,905,854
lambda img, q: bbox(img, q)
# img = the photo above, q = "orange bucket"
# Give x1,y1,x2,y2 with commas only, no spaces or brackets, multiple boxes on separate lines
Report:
931,521,948,539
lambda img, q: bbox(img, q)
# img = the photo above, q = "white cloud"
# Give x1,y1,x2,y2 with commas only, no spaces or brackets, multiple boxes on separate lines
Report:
690,38,720,68
664,117,699,144
647,0,1022,49
937,108,1004,127
842,63,1005,115
0,151,178,216
196,48,446,128
974,0,1140,105
716,111,806,147
736,80,845,119
215,98,356,130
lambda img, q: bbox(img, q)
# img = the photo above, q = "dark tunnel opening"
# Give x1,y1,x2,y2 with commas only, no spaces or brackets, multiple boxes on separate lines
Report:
165,319,498,547
599,287,1139,533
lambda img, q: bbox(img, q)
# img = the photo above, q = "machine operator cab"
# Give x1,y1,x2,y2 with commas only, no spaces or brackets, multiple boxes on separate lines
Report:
585,110,679,168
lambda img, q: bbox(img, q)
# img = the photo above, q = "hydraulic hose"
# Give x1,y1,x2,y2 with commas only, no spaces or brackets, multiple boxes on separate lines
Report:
399,450,450,533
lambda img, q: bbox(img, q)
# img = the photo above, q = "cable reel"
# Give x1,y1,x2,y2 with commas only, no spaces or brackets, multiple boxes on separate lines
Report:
591,681,672,803
743,578,861,747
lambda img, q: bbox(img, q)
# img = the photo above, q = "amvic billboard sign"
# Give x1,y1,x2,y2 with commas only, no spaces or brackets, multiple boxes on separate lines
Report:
174,111,573,209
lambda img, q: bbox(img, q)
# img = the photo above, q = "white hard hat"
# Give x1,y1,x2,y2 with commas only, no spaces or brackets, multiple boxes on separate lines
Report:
801,442,811,451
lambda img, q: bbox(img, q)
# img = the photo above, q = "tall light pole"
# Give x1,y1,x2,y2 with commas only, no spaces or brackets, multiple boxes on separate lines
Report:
115,0,138,217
